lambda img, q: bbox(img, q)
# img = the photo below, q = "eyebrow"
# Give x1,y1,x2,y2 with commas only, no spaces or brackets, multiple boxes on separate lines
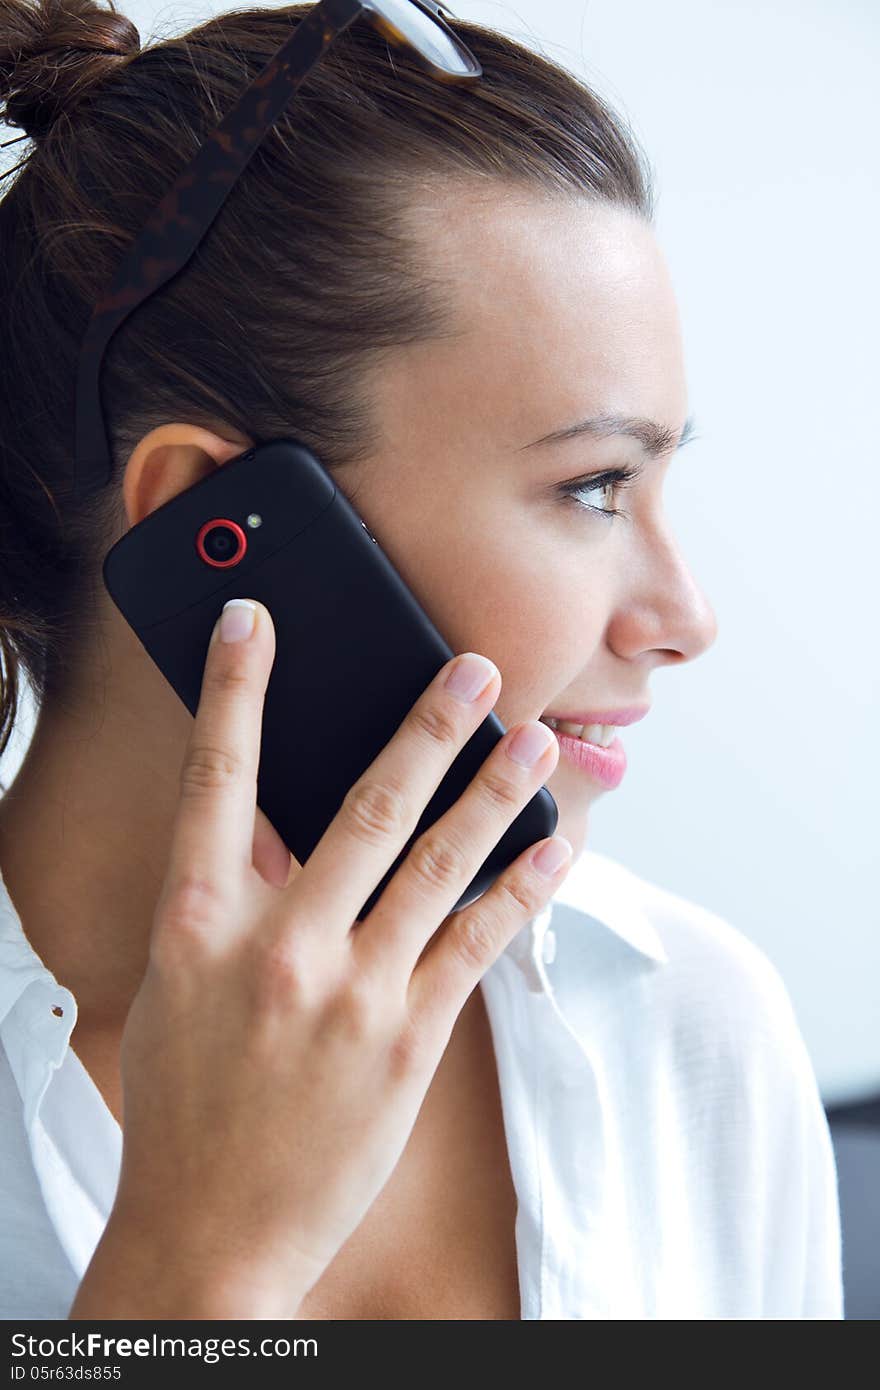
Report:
519,412,698,458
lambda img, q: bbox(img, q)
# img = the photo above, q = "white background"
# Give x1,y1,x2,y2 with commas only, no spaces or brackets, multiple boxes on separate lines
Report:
1,1,877,1103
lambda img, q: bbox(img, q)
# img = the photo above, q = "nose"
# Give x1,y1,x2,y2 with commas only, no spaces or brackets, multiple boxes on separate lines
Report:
666,567,718,663
611,525,719,667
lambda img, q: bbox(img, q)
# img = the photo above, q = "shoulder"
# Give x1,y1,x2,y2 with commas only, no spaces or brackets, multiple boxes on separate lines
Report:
561,848,801,1042
551,852,843,1316
551,848,828,1147
635,859,842,1317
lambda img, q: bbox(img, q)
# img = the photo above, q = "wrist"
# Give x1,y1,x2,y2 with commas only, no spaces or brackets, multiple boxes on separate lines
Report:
68,1211,305,1321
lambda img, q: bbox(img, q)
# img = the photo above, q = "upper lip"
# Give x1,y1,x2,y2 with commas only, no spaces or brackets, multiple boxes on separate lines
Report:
540,706,650,727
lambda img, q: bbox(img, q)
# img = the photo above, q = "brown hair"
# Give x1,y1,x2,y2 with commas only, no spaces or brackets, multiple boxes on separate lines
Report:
0,0,653,781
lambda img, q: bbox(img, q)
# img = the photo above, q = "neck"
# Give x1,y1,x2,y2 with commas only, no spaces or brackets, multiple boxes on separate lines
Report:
0,660,193,1029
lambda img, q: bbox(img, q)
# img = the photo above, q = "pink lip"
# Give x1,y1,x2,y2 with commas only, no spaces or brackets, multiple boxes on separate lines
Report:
548,730,628,789
542,706,650,727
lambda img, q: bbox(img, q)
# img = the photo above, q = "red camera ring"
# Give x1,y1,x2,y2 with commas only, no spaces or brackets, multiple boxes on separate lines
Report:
196,518,248,568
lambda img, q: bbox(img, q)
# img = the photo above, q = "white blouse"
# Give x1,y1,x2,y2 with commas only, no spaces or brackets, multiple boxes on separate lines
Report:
0,848,843,1319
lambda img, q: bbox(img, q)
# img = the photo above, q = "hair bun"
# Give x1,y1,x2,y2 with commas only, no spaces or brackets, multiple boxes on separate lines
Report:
0,0,140,142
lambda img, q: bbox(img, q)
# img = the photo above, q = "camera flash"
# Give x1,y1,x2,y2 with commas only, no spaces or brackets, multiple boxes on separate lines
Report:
246,513,262,529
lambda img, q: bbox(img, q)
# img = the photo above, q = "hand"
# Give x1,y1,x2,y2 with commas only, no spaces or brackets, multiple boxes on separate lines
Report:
105,599,572,1314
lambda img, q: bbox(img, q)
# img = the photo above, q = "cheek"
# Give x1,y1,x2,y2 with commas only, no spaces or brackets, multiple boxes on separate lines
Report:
410,540,599,718
372,492,605,708
409,530,548,652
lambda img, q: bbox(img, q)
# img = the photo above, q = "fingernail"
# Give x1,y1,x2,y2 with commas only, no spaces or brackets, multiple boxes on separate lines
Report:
532,836,573,877
444,653,498,703
220,599,256,643
506,720,556,767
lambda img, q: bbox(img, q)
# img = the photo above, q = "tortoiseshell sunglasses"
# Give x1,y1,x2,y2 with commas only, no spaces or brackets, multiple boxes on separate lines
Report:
72,0,481,499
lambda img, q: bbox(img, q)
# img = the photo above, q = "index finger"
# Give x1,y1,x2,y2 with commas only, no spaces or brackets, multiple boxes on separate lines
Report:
161,598,274,918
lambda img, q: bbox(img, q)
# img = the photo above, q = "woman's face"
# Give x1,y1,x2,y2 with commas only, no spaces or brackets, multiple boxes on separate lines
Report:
0,188,718,989
346,190,718,858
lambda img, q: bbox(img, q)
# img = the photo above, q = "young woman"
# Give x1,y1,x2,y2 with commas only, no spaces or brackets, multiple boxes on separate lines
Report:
0,0,842,1319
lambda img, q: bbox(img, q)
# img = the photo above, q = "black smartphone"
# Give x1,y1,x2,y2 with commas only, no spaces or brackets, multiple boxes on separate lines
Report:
102,438,558,921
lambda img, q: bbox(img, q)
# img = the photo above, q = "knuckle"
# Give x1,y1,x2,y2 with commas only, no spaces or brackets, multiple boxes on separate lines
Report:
407,829,468,895
497,870,541,919
324,973,379,1043
342,778,407,844
159,871,224,928
409,700,460,749
386,1014,428,1081
448,906,498,971
149,861,240,973
181,743,244,795
253,936,313,1010
478,767,524,812
207,661,253,695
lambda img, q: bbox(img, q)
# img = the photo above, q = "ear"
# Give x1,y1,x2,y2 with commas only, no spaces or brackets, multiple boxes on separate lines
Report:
121,424,255,529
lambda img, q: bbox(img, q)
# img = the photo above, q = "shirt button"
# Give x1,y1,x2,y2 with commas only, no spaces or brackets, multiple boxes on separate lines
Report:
542,928,557,965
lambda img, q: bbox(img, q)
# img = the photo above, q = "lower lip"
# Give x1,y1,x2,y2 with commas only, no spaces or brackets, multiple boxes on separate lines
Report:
544,727,627,789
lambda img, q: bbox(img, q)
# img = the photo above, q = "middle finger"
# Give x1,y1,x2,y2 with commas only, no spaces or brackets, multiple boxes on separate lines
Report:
356,717,558,977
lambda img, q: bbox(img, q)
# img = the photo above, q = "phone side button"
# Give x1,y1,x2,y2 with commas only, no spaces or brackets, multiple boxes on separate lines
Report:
361,521,379,544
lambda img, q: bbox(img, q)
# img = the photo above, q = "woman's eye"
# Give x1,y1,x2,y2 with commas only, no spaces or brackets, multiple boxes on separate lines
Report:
557,463,644,519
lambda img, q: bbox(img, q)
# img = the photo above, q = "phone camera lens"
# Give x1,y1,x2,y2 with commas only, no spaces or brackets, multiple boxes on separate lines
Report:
196,518,247,568
205,526,235,561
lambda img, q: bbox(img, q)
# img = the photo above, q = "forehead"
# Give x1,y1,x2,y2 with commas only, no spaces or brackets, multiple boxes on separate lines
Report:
410,187,687,440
